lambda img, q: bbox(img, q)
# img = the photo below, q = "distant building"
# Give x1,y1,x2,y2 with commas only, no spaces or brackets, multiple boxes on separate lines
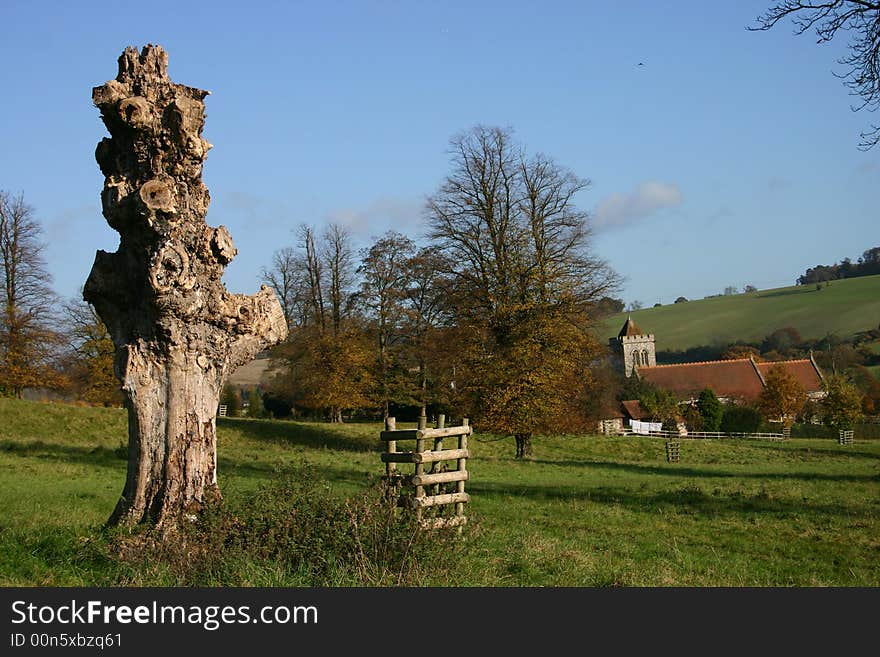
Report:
637,357,825,404
608,316,656,377
609,317,826,404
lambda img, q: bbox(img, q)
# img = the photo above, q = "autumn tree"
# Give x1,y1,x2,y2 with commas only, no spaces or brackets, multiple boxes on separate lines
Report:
750,1,880,149
426,125,620,457
638,386,680,425
269,223,372,422
758,364,807,425
821,374,864,429
0,191,62,397
461,307,601,458
62,297,121,406
358,231,416,419
273,324,373,421
721,344,763,361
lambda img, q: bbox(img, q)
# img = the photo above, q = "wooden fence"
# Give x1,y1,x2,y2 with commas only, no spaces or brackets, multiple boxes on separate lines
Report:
380,414,470,530
623,429,786,441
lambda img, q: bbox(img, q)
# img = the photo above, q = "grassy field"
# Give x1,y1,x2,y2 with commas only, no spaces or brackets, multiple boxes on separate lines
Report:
1,398,879,586
597,274,880,352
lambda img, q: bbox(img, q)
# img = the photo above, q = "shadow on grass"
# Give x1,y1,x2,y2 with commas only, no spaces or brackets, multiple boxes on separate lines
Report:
0,440,125,468
218,456,376,489
217,418,380,453
468,480,876,519
747,442,880,461
525,457,880,484
755,287,815,299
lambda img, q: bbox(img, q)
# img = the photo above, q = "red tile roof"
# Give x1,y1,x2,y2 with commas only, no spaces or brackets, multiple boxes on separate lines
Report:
638,359,763,401
637,357,824,401
621,399,644,420
756,359,823,393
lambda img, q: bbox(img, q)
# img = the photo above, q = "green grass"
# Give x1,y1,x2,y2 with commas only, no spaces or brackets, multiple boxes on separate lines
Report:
598,274,880,352
1,397,879,586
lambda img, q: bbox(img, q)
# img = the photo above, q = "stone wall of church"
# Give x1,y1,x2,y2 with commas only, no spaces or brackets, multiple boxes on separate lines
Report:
619,334,656,376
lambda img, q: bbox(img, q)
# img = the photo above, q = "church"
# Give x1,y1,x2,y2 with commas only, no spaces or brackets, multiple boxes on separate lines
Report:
599,317,826,434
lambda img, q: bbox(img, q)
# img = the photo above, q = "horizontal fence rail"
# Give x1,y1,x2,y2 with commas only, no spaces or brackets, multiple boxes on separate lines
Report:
621,429,786,441
381,414,470,531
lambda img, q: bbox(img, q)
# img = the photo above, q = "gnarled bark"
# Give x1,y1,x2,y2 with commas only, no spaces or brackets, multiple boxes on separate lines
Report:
84,45,287,527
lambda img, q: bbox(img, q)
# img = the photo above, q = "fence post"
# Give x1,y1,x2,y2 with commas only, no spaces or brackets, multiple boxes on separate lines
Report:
456,419,469,532
385,416,397,480
431,414,446,496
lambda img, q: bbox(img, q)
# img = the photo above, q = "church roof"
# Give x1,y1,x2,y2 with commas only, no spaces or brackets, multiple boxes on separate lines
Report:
638,359,763,400
756,359,824,391
618,315,645,338
637,357,824,401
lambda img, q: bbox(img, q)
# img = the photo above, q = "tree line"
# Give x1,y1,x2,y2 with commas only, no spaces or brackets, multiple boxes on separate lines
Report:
796,246,880,285
1,126,622,458
259,126,621,456
0,190,119,405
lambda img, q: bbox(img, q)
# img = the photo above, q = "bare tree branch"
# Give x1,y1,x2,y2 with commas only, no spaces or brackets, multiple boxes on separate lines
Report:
750,1,880,148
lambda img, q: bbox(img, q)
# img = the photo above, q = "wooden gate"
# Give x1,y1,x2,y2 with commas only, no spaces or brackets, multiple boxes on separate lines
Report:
380,414,470,530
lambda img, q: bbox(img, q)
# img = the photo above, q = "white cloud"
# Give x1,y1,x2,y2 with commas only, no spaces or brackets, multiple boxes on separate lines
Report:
593,181,683,230
325,196,424,239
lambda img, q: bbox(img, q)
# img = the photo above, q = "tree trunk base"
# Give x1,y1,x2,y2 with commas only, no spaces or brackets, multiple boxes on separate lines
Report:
515,433,533,459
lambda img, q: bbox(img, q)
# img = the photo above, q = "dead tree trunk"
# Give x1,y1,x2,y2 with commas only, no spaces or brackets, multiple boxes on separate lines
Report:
84,45,288,528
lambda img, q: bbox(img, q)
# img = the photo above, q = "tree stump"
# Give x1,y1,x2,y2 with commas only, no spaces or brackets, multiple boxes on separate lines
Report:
84,45,288,527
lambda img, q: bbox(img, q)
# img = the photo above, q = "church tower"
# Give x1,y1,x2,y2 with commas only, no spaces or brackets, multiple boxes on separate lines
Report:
609,316,656,377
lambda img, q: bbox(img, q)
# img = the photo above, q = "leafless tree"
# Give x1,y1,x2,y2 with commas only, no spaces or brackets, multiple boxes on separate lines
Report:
403,246,453,417
298,224,326,331
750,1,880,149
0,191,60,396
427,126,520,326
358,231,416,419
261,246,305,331
426,125,620,336
322,223,356,336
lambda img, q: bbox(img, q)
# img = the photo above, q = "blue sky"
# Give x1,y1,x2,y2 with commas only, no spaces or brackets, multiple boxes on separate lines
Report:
1,0,876,308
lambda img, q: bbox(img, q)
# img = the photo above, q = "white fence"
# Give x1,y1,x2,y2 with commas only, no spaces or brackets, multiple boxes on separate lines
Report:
620,428,785,441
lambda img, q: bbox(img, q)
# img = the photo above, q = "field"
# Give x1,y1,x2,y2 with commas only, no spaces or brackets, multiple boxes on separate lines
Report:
597,274,880,352
1,398,879,586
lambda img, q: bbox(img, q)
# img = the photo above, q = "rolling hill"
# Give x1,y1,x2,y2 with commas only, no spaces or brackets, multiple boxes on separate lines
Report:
597,274,880,353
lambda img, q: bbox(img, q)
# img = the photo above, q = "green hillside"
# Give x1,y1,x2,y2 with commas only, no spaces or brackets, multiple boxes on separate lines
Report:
598,274,880,353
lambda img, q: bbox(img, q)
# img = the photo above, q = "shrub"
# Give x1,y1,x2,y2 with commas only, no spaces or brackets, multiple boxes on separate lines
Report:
661,417,679,433
107,465,467,586
697,388,723,432
246,388,269,418
720,405,762,433
220,384,241,417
